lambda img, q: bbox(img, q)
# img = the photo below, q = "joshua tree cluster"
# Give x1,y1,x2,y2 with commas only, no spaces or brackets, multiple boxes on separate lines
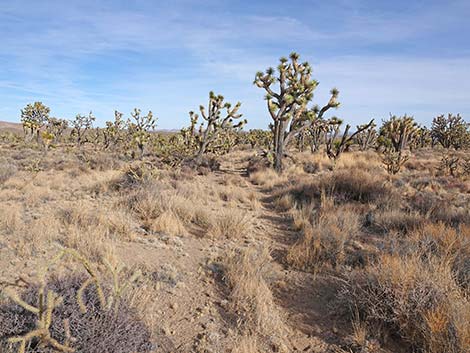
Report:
13,52,470,172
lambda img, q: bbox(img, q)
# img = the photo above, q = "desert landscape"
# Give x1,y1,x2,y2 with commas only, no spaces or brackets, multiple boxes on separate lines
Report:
1,1,470,352
0,62,469,353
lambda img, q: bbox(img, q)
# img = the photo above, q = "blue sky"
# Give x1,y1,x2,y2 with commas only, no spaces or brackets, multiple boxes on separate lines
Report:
0,0,469,129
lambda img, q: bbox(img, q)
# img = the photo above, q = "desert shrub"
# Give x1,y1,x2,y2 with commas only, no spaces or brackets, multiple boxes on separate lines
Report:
339,256,470,353
325,169,392,204
373,209,426,234
181,155,220,175
338,224,470,353
109,163,159,191
0,162,17,184
246,155,271,175
284,168,397,208
405,223,470,290
287,203,361,272
223,246,288,351
208,208,251,238
123,180,200,236
0,274,153,353
249,167,286,189
410,192,470,226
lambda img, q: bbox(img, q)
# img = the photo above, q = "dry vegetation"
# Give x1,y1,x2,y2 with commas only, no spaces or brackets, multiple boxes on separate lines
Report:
0,129,469,353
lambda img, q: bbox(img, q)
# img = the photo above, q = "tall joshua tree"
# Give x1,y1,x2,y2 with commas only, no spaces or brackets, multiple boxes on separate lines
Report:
21,102,50,143
254,52,340,172
189,91,245,164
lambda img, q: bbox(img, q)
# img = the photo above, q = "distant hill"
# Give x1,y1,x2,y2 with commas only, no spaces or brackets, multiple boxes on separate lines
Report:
0,121,22,133
0,120,180,135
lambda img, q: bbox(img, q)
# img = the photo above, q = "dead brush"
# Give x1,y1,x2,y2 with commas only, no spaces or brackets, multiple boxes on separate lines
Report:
223,246,289,351
337,234,470,353
0,248,151,353
208,208,253,238
287,200,360,273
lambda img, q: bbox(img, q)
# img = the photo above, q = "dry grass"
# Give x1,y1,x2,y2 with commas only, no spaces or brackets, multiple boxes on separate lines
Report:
249,168,287,189
232,335,260,353
209,208,252,238
287,200,361,273
223,245,289,351
339,223,470,353
0,141,469,353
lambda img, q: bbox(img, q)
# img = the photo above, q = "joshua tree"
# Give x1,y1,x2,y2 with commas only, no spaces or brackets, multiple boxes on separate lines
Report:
70,112,96,147
355,120,377,151
103,111,126,150
21,102,50,143
246,129,273,150
306,117,328,153
379,115,419,174
412,125,431,149
189,91,246,164
127,109,156,157
431,113,469,149
254,52,340,172
45,117,69,144
324,118,375,162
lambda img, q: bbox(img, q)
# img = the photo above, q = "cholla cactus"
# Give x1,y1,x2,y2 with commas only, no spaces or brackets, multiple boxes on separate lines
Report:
20,102,50,143
379,115,419,174
254,52,340,172
2,248,141,353
355,121,377,151
189,91,246,164
324,118,375,162
70,112,96,147
127,109,156,157
431,113,469,149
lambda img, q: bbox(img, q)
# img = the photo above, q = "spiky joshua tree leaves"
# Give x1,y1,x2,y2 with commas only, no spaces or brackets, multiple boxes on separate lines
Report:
127,109,157,157
188,91,246,164
70,112,96,147
254,52,340,172
21,102,50,143
379,114,419,174
103,111,126,150
431,113,469,149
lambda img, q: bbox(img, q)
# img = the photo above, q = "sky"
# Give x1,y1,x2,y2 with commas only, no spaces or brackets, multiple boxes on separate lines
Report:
0,0,469,129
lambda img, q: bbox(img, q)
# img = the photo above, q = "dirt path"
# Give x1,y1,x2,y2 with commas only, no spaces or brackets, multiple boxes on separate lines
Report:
216,157,348,352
